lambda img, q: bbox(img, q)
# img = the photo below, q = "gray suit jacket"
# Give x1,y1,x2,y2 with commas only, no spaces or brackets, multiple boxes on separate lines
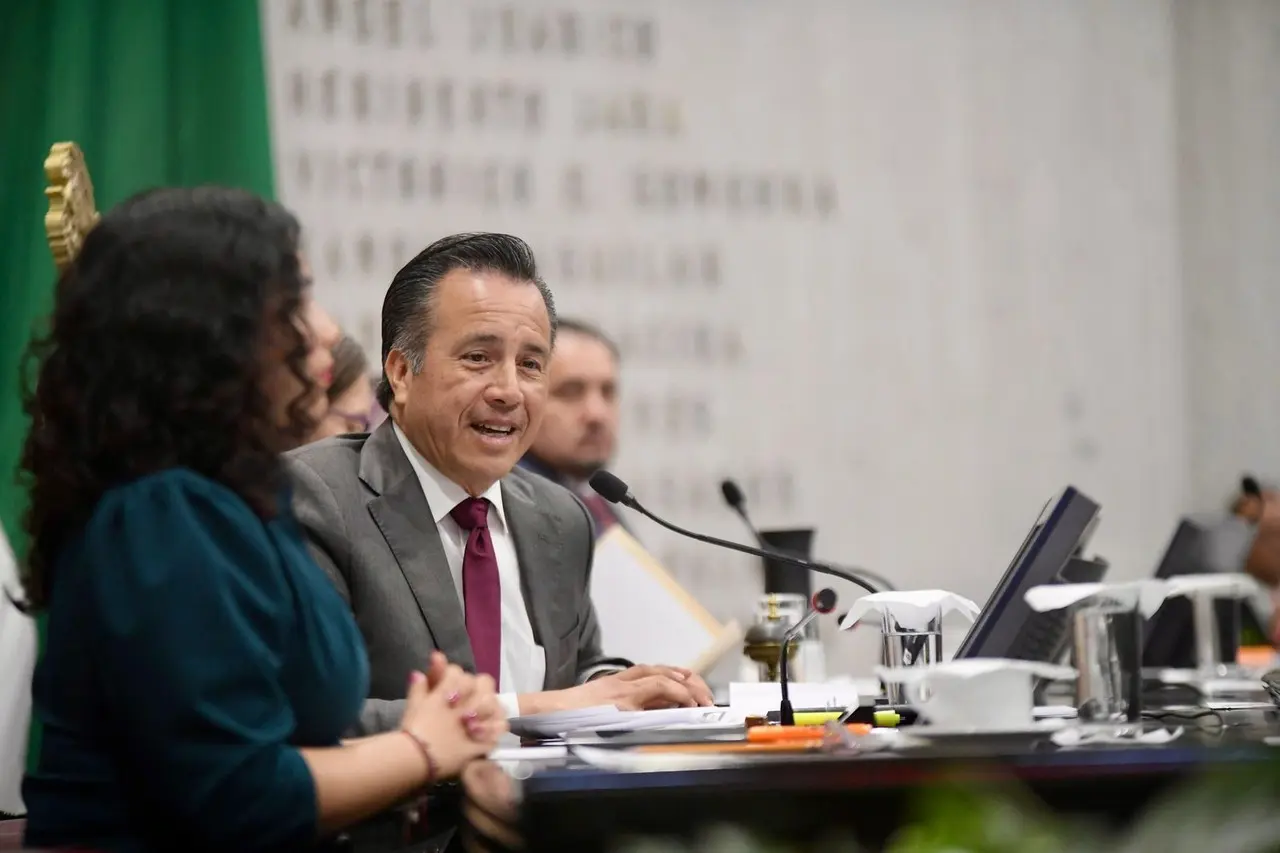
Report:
286,421,628,734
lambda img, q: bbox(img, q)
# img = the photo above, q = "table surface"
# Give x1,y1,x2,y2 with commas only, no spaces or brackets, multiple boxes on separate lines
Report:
524,711,1277,792
515,709,1280,850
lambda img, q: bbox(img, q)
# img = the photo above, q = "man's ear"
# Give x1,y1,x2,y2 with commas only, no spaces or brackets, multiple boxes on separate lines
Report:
384,350,414,407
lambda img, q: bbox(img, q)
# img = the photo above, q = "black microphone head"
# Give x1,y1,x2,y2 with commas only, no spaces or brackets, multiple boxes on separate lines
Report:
589,470,631,505
719,478,746,510
811,588,838,614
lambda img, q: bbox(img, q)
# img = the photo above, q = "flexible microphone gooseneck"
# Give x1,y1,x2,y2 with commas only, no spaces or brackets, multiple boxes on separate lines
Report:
778,588,838,725
718,477,897,592
591,471,879,596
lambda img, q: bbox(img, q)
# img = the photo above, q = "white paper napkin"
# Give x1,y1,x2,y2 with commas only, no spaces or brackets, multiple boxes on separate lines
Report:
875,657,1077,684
1165,573,1262,600
839,589,980,631
1051,725,1183,748
1024,579,1173,617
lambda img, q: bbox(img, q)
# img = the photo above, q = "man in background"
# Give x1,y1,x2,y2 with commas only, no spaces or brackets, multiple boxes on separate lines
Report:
1231,477,1280,588
1228,477,1280,644
518,318,627,538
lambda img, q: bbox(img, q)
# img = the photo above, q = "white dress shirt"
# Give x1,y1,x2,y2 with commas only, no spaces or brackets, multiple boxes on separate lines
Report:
394,425,544,719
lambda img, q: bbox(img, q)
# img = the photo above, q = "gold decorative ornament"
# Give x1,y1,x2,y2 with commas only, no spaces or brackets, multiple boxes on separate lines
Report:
44,142,100,271
743,594,796,683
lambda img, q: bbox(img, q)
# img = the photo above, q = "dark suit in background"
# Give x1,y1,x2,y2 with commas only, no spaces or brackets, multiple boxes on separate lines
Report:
288,422,628,734
517,454,628,541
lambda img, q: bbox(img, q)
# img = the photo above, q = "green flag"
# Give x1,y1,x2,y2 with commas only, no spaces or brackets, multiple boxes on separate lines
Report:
0,0,278,791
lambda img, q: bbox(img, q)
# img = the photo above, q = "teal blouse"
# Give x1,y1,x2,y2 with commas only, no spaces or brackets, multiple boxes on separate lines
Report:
23,469,369,852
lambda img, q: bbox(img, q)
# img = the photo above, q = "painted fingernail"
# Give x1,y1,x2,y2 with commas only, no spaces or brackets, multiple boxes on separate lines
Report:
447,691,461,707
409,671,424,686
463,710,479,722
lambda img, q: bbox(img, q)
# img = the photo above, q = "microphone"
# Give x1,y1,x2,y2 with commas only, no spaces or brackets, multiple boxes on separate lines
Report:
717,476,896,592
719,479,764,546
778,588,838,725
590,471,879,596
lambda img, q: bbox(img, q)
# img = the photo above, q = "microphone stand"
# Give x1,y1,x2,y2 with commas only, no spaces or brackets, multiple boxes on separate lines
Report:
778,611,820,726
726,496,896,593
622,497,879,597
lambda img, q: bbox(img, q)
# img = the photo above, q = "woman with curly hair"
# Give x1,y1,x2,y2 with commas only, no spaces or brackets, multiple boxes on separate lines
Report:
19,186,506,852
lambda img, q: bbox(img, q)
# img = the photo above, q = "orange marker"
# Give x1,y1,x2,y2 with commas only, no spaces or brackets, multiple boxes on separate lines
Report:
634,741,821,755
746,723,872,743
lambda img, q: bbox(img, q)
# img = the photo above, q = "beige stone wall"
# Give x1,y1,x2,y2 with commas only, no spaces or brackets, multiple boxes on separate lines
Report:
262,0,1280,675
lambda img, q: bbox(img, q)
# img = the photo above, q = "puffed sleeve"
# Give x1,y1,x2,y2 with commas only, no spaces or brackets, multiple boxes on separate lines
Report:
85,469,317,851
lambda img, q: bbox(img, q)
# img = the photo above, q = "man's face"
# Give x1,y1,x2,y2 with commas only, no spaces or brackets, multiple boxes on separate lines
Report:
386,269,552,496
528,331,619,480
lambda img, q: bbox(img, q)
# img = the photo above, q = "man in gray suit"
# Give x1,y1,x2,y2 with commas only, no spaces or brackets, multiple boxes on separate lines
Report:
288,233,712,734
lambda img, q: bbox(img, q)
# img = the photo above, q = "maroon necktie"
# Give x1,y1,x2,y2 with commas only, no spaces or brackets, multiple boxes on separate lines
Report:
450,498,502,684
580,491,618,537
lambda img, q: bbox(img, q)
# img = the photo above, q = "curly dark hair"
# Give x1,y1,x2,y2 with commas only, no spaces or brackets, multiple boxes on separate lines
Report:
17,186,317,611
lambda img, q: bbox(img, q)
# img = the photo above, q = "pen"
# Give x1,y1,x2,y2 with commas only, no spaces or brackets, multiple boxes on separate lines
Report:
765,705,916,727
763,708,843,723
838,704,918,727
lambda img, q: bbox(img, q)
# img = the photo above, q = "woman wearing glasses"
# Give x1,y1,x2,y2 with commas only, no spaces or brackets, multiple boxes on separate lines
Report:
311,335,378,441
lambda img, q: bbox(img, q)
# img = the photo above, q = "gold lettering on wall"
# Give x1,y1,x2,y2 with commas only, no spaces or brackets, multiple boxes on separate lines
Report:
268,0,827,552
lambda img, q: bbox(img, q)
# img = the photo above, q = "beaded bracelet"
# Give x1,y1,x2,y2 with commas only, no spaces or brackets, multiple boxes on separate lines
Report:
401,729,439,786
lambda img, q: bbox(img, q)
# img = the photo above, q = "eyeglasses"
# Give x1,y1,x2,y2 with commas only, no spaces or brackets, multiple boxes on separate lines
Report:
329,407,374,434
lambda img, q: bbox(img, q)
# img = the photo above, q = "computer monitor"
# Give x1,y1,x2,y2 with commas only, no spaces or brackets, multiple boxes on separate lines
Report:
1141,518,1264,669
955,486,1102,661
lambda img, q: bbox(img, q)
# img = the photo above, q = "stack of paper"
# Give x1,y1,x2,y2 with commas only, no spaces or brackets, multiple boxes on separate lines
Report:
727,681,861,716
590,527,744,674
509,706,736,738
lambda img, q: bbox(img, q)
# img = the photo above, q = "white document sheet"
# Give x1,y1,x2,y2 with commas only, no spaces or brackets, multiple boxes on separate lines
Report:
509,706,735,738
728,681,861,716
589,526,742,674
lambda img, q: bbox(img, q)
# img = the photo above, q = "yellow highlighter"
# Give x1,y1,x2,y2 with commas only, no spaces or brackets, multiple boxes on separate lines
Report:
791,711,843,726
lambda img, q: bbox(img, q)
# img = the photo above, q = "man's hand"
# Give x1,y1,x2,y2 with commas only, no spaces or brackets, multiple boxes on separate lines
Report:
518,664,715,714
597,664,715,709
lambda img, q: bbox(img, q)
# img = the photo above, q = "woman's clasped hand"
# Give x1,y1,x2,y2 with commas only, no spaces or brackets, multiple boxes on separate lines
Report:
400,651,509,781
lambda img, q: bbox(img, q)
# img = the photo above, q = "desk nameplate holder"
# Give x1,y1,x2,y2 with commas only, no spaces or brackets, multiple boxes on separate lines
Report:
879,607,944,705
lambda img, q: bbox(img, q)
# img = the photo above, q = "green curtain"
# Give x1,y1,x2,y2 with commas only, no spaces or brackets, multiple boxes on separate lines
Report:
0,0,278,779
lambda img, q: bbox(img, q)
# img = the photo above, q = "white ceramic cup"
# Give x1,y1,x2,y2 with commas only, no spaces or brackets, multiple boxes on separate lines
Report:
905,668,1035,730
877,659,1075,731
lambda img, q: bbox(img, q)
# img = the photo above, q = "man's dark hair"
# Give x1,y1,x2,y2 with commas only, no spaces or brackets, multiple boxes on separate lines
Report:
377,233,557,410
554,317,620,360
